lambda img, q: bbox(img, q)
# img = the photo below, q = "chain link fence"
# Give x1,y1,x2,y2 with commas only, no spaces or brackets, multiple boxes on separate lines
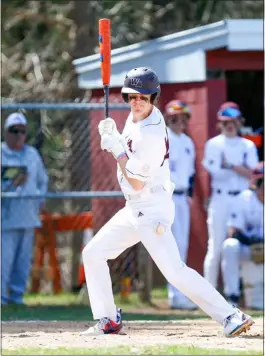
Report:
1,100,149,300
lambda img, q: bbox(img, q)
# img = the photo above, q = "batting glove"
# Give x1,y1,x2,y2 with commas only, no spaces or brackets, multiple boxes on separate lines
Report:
98,117,117,136
101,134,126,160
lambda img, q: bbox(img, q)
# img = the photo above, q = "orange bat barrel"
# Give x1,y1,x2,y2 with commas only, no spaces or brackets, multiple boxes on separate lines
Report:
99,18,111,86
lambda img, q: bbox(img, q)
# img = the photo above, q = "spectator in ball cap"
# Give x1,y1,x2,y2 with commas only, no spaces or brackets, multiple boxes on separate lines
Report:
4,112,28,151
1,112,49,305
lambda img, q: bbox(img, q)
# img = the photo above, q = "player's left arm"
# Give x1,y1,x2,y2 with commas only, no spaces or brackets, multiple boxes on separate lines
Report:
230,142,259,178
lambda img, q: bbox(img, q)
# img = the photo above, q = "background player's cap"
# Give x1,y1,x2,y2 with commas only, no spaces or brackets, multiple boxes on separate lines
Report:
219,101,240,111
217,107,242,121
164,100,190,117
4,112,27,129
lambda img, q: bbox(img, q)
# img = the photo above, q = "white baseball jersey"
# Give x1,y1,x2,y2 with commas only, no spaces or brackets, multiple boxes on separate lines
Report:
228,189,264,238
202,134,258,192
167,128,195,190
118,106,173,196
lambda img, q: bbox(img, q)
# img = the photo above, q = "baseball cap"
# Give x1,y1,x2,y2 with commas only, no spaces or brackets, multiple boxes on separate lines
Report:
219,101,240,111
217,107,242,121
4,112,27,129
164,100,190,117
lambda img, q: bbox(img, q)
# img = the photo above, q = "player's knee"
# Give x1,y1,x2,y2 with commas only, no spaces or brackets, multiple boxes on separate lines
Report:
222,238,240,257
166,261,186,285
82,240,102,263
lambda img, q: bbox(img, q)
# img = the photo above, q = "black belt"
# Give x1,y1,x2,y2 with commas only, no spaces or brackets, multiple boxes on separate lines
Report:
216,189,241,196
173,190,186,195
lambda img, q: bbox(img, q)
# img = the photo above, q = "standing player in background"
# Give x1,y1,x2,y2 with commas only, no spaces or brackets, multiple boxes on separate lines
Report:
221,162,264,308
81,68,254,337
202,103,259,290
164,100,197,310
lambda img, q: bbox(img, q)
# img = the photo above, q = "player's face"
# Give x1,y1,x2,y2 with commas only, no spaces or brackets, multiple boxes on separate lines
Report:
167,114,186,134
5,124,27,150
221,120,238,137
128,94,153,120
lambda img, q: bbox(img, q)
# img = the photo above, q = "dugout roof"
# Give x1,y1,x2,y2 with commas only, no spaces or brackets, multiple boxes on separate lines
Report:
73,19,263,89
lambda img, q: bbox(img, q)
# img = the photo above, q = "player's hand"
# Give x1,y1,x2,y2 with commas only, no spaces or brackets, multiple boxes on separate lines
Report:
221,153,233,169
13,173,28,187
101,134,126,160
98,118,117,136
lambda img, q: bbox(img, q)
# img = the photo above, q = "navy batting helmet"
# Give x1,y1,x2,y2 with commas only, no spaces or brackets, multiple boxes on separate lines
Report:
121,67,160,103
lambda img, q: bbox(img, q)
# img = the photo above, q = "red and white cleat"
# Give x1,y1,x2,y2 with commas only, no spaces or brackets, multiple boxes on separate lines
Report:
80,308,122,336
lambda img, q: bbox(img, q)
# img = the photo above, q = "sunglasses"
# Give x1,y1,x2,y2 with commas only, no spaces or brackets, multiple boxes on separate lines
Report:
221,120,237,126
8,127,26,135
128,95,149,103
168,117,183,124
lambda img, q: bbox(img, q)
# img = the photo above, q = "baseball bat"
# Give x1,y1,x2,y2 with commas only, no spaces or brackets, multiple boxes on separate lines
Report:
99,18,111,119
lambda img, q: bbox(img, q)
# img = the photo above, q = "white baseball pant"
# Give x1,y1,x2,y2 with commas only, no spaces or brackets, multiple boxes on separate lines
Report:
203,193,237,288
221,238,251,296
168,193,191,304
83,191,234,324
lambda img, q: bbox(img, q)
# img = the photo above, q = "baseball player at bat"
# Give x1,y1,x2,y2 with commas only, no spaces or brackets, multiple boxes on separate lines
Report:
81,68,254,336
202,102,259,290
221,162,264,308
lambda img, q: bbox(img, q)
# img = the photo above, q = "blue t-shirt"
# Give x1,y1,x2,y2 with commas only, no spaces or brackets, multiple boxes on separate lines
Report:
1,142,48,230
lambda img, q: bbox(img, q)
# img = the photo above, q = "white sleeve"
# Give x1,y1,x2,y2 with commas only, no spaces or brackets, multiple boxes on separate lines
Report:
126,134,165,182
202,140,227,179
190,139,196,176
227,196,245,231
245,142,259,169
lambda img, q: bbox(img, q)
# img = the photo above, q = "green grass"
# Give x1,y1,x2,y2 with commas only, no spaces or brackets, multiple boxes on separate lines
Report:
1,304,215,322
1,289,263,322
2,345,263,355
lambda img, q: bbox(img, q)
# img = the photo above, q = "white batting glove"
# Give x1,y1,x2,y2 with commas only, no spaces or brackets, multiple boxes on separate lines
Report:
98,118,117,136
101,134,126,160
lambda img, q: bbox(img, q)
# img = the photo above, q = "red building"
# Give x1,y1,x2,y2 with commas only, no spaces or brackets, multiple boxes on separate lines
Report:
73,20,263,278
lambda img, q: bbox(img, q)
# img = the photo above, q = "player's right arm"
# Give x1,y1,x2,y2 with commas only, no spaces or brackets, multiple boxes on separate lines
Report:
98,118,166,191
202,139,228,179
230,140,259,179
123,133,165,190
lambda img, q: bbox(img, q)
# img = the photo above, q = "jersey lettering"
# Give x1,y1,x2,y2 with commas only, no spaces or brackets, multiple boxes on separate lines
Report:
127,139,133,153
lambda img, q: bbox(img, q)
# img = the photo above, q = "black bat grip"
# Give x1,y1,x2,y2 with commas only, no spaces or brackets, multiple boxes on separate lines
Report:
104,85,109,118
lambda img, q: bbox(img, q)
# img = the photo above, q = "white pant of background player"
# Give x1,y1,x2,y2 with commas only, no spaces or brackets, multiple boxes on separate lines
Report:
83,188,235,325
222,238,264,310
167,192,196,309
204,190,240,288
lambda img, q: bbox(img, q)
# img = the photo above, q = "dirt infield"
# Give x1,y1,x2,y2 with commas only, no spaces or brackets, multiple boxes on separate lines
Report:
2,318,263,352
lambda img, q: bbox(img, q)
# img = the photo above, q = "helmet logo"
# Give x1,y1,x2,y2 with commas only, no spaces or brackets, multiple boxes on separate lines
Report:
130,78,143,88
